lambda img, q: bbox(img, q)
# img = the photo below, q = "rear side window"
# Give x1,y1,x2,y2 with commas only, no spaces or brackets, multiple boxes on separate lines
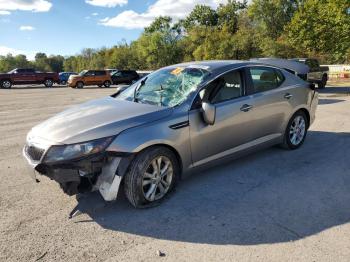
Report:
249,67,284,93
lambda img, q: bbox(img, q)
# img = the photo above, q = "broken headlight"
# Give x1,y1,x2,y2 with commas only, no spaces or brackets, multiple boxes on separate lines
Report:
44,136,114,163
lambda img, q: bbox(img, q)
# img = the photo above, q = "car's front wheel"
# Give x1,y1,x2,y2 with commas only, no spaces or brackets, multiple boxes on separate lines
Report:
282,111,308,150
76,81,84,88
124,146,179,208
1,80,12,89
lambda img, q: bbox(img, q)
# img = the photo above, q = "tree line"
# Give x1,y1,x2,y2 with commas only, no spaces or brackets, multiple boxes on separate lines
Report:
0,0,349,73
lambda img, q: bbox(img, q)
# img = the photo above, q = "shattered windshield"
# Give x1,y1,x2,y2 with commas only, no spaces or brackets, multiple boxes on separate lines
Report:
116,66,209,107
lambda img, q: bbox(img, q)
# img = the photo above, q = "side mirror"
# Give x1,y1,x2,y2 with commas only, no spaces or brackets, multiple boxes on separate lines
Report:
202,102,216,125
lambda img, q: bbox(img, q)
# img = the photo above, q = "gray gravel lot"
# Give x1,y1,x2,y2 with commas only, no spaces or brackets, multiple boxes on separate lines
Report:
0,85,350,261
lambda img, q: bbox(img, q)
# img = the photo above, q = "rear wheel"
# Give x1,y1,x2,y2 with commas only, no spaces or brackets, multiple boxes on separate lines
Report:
103,80,111,88
1,80,12,89
282,111,308,150
44,79,53,88
60,80,67,85
124,146,179,208
76,81,84,89
318,74,327,89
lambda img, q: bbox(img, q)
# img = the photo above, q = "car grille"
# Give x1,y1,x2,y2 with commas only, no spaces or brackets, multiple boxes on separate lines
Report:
25,145,45,162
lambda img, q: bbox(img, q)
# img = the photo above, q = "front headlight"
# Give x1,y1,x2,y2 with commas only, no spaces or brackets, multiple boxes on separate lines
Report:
44,136,114,163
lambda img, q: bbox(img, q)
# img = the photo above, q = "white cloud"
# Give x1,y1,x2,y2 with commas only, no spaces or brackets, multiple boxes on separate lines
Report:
0,0,52,12
91,12,99,16
0,46,36,60
100,0,227,29
85,0,127,8
0,10,11,15
19,25,35,31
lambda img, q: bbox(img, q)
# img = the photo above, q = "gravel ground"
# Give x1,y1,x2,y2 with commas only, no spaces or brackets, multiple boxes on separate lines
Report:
0,85,350,262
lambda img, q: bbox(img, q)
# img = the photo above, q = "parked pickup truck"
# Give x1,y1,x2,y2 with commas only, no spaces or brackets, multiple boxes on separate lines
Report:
290,58,329,88
0,68,59,88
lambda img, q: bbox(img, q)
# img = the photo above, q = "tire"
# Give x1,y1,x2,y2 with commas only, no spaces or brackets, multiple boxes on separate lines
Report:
103,81,111,88
44,79,53,88
76,81,84,89
318,74,327,89
282,111,308,150
60,80,67,85
1,80,12,89
124,146,179,208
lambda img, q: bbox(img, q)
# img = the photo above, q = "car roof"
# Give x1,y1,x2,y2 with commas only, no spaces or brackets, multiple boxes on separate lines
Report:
164,60,295,76
169,60,246,71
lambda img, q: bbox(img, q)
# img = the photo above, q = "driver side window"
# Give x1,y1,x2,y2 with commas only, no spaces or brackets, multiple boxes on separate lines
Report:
199,70,243,105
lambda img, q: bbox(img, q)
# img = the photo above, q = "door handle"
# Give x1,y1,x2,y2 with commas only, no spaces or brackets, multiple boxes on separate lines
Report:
240,104,253,112
284,93,293,99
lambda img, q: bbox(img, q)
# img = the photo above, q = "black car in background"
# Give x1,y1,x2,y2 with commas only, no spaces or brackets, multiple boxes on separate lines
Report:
111,70,139,85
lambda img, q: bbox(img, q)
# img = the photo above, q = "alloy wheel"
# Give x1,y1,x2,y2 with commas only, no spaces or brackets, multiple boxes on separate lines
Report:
289,115,306,146
142,156,173,202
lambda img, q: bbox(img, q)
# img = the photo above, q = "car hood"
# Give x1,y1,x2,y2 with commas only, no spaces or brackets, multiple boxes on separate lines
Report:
68,75,81,80
29,97,171,144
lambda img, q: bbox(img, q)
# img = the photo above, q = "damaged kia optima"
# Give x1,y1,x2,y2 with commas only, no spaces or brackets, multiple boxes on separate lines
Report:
23,60,318,208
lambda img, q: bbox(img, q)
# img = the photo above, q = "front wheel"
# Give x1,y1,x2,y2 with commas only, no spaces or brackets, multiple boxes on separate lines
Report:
124,146,179,208
44,79,53,88
1,80,12,89
282,111,308,150
76,81,84,89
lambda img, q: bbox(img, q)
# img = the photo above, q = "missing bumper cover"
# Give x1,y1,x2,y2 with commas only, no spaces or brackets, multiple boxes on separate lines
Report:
33,152,135,201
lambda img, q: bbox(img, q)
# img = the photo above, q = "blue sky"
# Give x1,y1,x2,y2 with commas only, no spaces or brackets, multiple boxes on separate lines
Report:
0,0,227,59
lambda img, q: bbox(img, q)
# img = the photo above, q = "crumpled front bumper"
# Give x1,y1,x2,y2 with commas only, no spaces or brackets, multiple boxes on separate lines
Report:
23,147,133,201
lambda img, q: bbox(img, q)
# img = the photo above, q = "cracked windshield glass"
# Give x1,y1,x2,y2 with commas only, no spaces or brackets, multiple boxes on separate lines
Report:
116,67,209,107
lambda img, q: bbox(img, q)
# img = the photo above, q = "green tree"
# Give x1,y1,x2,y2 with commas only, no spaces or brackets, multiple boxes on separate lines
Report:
183,5,219,30
286,0,350,63
249,0,300,39
217,0,247,33
145,16,173,34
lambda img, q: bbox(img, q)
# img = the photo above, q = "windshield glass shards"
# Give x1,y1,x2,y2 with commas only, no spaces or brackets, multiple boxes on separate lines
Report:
116,66,209,107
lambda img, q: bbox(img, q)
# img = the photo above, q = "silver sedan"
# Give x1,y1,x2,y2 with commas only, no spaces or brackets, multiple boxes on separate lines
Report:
23,60,318,208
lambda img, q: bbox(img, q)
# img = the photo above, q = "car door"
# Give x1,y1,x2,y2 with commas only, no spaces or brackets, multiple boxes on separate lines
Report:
244,66,295,141
84,70,95,85
12,69,31,84
25,69,37,84
189,69,256,166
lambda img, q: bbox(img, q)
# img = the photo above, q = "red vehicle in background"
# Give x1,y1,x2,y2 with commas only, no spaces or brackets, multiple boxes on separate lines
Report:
0,68,60,88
